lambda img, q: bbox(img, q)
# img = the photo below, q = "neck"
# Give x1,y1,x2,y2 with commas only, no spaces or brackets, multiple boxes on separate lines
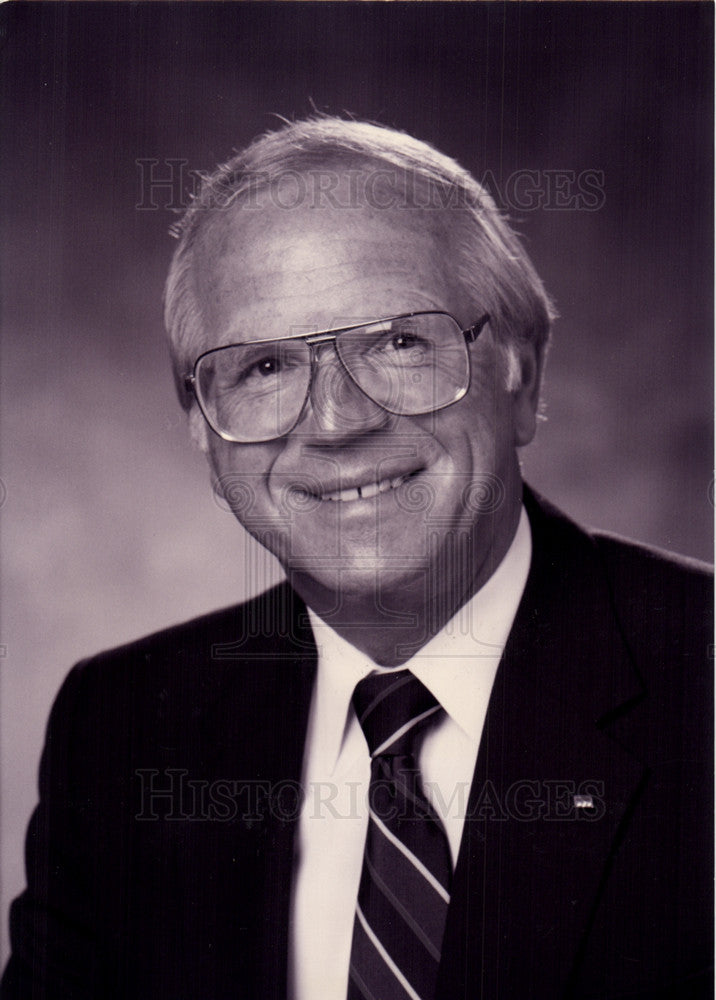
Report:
288,496,522,666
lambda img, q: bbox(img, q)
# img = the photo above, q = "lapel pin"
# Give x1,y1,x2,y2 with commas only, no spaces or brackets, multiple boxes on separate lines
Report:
574,795,594,809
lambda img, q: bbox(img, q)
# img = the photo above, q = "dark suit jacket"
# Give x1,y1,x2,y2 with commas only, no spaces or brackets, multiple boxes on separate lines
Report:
2,488,713,999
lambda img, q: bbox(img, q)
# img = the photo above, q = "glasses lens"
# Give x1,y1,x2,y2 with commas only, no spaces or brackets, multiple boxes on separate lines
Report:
335,313,469,415
195,341,311,442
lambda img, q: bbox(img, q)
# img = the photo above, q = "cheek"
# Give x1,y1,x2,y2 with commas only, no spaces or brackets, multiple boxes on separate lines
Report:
208,440,282,523
439,397,502,458
425,392,516,502
460,363,515,455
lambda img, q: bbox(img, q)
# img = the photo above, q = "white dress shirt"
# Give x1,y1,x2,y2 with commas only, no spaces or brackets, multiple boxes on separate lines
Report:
288,508,532,1000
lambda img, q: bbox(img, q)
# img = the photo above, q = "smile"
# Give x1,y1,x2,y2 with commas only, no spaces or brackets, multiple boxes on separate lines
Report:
321,471,414,502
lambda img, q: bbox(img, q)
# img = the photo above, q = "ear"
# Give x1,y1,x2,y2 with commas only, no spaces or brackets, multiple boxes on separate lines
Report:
511,342,543,447
188,405,211,453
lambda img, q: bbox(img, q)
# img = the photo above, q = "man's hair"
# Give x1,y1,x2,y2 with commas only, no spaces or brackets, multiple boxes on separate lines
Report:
164,115,556,408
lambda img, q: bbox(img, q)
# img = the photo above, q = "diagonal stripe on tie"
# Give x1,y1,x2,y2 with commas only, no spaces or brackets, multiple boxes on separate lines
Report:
368,808,450,905
356,672,414,728
364,853,442,961
347,670,452,1000
357,862,443,981
363,830,448,953
351,904,425,1000
371,705,441,757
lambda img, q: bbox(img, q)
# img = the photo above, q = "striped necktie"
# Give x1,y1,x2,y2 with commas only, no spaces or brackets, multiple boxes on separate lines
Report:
347,670,452,1000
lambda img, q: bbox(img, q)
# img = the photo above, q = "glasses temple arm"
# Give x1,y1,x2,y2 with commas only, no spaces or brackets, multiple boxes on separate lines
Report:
462,313,490,344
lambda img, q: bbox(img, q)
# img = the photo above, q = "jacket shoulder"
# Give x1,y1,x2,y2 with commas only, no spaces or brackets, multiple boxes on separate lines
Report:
41,580,315,788
54,581,313,740
592,528,712,589
524,485,713,673
73,581,303,676
590,530,713,651
525,486,712,616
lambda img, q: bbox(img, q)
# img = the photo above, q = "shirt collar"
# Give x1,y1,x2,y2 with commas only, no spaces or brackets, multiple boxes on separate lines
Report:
306,506,532,772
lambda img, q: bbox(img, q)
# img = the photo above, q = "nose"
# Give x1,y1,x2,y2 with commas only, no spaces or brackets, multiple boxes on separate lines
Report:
298,341,391,439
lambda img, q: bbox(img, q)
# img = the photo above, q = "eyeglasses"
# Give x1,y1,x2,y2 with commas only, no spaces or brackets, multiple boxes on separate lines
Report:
184,310,490,444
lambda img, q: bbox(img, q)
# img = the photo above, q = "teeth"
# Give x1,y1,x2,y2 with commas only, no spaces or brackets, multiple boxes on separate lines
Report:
361,481,380,499
322,473,410,502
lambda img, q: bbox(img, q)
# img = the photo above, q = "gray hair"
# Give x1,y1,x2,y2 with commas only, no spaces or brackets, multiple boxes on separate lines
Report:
164,115,556,407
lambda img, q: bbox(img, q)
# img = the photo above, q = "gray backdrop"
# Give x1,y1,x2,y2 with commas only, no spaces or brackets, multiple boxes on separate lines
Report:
1,1,712,963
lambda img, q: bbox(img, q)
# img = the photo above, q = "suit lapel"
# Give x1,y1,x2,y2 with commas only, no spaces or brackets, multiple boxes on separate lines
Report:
437,489,648,999
179,584,318,1000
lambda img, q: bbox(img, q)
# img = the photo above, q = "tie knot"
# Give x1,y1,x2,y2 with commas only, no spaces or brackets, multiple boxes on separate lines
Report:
352,670,441,758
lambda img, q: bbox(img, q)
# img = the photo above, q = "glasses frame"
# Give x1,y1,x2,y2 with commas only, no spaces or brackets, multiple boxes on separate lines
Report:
184,310,490,444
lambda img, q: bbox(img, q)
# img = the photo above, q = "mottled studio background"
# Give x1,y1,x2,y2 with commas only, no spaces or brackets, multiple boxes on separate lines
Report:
0,1,712,962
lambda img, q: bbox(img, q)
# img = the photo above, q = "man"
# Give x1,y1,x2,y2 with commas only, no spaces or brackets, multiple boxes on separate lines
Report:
2,117,712,999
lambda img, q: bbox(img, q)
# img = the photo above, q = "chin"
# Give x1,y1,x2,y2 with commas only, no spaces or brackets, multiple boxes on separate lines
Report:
289,556,431,606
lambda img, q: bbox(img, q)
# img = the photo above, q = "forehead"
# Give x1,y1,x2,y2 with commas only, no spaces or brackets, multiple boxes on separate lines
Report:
190,179,471,347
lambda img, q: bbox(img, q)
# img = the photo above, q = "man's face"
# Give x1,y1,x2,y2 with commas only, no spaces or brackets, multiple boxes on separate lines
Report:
191,182,539,616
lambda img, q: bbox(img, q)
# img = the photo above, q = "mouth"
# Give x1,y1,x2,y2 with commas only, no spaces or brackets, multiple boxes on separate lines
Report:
319,469,421,503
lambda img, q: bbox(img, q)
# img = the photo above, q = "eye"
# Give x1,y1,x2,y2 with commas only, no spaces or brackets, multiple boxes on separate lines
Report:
390,331,422,350
211,353,282,393
251,356,281,377
383,326,433,367
234,349,292,386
